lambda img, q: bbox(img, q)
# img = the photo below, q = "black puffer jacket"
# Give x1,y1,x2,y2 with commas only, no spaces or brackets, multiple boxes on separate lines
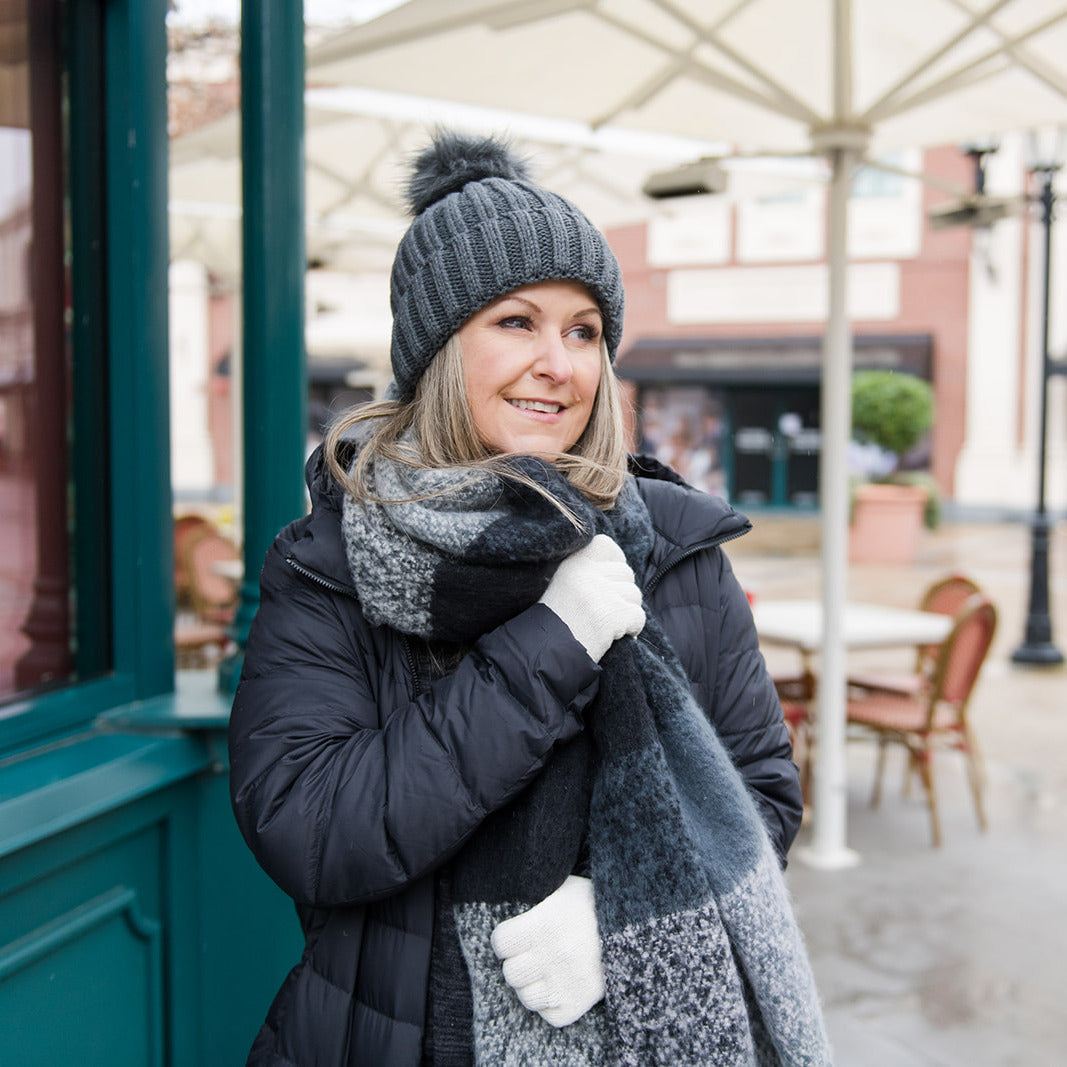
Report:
229,451,801,1066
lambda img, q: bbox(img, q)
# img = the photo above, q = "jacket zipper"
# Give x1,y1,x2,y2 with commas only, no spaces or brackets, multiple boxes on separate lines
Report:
285,555,423,698
400,634,422,698
285,556,358,597
644,525,750,594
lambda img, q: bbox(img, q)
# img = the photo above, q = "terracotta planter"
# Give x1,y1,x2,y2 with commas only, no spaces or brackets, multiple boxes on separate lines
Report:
849,482,928,565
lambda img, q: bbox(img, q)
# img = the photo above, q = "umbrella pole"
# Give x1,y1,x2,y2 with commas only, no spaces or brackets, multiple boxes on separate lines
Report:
799,144,861,869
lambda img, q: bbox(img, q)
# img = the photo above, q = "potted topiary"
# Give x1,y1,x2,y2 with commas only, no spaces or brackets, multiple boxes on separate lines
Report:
848,370,936,564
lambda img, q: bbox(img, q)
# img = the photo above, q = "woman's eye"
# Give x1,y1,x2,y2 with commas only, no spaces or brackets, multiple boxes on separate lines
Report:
498,315,531,330
570,324,600,342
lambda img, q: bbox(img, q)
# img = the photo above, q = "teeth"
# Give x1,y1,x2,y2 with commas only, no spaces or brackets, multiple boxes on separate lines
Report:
510,399,562,413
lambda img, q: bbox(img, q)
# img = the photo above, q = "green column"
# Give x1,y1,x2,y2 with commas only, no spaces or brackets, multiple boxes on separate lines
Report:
106,0,174,698
219,0,307,693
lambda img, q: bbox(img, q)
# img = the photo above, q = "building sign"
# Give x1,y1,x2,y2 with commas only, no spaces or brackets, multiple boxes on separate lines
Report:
647,202,732,266
618,333,932,384
667,262,902,324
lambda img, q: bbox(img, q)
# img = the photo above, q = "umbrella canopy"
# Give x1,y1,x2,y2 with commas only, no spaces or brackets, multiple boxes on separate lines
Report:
308,0,1067,154
305,0,1067,867
169,87,734,279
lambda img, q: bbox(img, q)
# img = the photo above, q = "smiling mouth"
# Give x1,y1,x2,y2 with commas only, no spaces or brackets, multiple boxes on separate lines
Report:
508,399,563,414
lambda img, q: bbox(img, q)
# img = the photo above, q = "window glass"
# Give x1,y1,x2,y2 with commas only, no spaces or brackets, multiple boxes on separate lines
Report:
0,0,88,704
851,154,906,199
638,385,727,499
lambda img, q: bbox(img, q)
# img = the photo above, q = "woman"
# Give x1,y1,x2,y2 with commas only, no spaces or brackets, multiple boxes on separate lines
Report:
229,131,828,1066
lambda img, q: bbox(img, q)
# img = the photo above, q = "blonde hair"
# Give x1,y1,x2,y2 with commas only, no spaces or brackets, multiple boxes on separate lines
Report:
325,335,628,512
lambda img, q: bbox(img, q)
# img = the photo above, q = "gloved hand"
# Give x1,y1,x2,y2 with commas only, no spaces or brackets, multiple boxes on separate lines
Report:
490,875,606,1028
538,534,645,662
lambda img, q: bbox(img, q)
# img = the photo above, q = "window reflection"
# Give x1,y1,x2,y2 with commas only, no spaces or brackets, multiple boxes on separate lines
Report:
0,0,76,702
639,386,728,498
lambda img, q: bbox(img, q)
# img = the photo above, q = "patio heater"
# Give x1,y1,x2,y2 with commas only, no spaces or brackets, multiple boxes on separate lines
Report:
1013,130,1066,666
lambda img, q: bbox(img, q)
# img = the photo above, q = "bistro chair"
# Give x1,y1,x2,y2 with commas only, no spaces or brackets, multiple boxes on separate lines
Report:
774,669,816,802
174,512,214,610
182,525,240,624
846,593,997,847
173,522,239,668
846,573,982,696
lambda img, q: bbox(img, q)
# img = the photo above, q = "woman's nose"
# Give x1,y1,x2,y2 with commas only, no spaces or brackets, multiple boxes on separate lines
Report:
533,334,573,383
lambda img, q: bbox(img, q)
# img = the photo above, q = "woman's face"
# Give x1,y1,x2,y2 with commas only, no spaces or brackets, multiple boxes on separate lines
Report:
457,279,603,458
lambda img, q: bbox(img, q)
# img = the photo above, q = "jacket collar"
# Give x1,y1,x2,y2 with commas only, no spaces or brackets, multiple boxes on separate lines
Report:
277,445,359,595
629,454,751,585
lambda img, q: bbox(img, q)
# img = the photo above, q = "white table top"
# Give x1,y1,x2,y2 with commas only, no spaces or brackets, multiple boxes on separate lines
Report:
752,598,953,653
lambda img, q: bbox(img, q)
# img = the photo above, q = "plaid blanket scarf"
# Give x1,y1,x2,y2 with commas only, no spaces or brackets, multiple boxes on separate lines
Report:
342,450,830,1066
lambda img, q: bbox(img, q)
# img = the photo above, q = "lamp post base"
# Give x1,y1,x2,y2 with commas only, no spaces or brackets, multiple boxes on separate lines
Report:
1012,513,1063,666
1011,641,1064,666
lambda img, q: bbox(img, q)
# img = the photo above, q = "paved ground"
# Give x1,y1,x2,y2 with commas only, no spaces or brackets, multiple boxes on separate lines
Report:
728,517,1067,1066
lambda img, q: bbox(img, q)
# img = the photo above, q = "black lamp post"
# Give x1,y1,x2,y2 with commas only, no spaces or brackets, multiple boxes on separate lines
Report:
1013,155,1065,665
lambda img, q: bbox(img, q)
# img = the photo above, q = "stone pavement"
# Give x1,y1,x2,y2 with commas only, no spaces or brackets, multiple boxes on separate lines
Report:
728,517,1067,1066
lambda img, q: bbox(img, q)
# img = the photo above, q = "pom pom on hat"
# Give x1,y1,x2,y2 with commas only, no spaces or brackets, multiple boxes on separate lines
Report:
389,128,625,401
405,129,531,216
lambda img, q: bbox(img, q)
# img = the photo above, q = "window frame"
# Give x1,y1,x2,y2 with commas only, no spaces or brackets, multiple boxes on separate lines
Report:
0,0,174,753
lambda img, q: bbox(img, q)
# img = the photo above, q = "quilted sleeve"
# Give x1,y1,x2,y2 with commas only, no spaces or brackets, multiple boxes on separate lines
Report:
229,540,600,907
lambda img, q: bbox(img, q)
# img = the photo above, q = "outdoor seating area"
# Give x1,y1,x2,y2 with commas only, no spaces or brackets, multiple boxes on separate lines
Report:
846,573,983,695
763,572,999,847
846,592,996,847
734,515,1067,1063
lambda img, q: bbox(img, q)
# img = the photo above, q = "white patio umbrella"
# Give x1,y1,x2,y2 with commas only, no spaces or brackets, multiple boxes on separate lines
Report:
169,86,733,278
306,0,1067,867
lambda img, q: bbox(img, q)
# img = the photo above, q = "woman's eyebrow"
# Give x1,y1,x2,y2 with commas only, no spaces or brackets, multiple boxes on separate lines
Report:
488,295,540,313
486,295,601,319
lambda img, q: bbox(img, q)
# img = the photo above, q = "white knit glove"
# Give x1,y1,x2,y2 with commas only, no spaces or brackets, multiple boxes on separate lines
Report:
538,535,645,662
490,875,606,1028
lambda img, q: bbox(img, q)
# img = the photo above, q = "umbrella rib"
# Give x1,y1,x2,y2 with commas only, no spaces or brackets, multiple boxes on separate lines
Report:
646,0,823,125
170,226,205,263
867,7,1067,122
587,55,691,128
941,0,1067,104
540,154,634,204
173,223,231,275
308,0,576,64
684,63,815,125
858,155,974,199
1006,49,1067,104
833,0,854,121
589,0,818,127
878,59,1010,121
309,159,398,217
307,156,365,194
309,118,406,217
593,52,811,128
861,0,1016,124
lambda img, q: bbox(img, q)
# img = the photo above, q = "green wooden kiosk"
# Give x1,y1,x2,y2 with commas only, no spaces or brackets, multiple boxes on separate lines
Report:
0,2,308,1062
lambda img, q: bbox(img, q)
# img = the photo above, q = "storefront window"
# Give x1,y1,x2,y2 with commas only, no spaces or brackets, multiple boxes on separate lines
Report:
636,383,821,508
0,0,103,706
639,386,728,498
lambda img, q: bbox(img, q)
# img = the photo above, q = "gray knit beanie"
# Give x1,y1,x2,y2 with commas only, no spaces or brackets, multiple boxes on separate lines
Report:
389,130,625,401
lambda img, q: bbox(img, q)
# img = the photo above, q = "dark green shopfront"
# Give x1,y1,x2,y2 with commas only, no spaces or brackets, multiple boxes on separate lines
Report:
1,2,307,1062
